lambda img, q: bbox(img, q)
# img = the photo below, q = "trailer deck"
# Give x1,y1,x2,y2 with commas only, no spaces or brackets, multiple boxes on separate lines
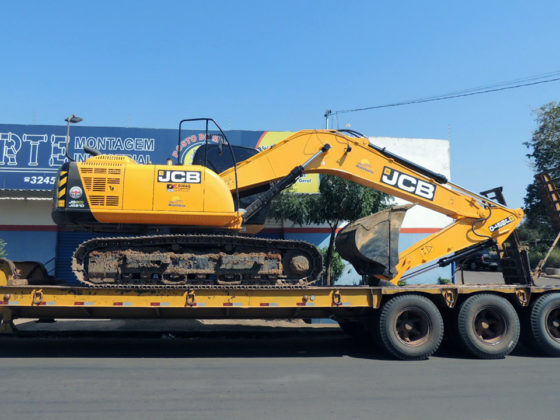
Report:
3,253,560,361
1,282,558,327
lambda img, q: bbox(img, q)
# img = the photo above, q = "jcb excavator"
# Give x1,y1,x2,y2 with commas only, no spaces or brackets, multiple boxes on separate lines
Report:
52,118,529,287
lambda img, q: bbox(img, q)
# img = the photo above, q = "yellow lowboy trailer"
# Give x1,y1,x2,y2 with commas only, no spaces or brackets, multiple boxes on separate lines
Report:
1,267,560,361
3,122,560,361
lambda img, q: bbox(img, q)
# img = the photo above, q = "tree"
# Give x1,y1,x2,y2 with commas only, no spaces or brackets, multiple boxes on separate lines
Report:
270,175,388,285
319,247,345,284
521,102,560,266
0,239,7,259
523,102,560,236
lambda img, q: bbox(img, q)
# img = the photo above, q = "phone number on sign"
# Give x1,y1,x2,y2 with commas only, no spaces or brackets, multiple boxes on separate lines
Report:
23,176,56,185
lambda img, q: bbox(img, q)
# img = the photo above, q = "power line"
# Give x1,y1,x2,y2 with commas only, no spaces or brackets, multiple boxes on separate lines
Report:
398,70,560,101
331,72,560,117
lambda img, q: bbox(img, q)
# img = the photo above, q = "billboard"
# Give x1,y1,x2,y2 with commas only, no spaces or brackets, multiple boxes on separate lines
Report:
0,124,321,191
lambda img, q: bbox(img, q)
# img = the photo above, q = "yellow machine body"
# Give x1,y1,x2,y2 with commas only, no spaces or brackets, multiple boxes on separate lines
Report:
53,129,526,286
54,155,242,230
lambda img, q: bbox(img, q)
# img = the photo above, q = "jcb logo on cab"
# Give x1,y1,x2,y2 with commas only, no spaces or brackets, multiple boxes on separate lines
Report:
157,170,201,184
381,167,436,201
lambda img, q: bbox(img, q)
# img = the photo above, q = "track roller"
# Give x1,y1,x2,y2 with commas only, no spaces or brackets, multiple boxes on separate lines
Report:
377,294,444,360
529,293,560,356
457,293,520,359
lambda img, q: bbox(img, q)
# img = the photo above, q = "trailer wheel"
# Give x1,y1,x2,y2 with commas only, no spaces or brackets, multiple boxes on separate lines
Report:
457,294,520,359
530,293,560,356
378,294,444,360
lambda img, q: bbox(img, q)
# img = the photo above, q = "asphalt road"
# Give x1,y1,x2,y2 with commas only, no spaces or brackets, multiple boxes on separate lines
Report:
1,320,559,420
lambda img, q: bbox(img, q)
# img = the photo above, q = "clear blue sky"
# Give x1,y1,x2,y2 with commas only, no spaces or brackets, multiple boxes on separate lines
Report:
2,0,560,208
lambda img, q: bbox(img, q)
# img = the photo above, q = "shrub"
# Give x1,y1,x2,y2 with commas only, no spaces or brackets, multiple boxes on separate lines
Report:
544,248,560,268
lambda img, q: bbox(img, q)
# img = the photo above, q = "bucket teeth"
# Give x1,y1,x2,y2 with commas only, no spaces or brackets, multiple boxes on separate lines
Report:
335,205,412,279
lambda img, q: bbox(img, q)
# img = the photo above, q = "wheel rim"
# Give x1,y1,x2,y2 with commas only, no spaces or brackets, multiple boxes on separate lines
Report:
545,307,560,342
395,307,431,346
473,307,507,344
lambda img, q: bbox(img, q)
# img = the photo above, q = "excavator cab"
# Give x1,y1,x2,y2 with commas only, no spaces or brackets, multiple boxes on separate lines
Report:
192,143,258,174
192,143,272,228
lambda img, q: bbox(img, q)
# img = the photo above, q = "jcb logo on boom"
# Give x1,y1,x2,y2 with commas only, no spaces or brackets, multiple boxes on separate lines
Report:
157,170,201,184
380,167,436,201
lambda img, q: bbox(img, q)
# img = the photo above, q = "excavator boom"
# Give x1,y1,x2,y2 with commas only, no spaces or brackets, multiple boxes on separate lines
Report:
220,130,524,284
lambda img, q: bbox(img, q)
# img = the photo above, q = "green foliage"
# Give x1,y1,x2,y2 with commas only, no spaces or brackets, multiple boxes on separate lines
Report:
311,175,388,225
0,238,7,259
269,191,312,226
319,247,345,284
270,175,388,227
438,277,451,285
519,102,560,268
524,102,560,172
522,183,552,235
523,102,560,237
516,223,555,268
545,248,560,268
529,248,560,269
269,175,389,285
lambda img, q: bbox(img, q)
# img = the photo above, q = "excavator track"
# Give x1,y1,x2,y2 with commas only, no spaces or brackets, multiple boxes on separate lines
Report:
72,234,323,287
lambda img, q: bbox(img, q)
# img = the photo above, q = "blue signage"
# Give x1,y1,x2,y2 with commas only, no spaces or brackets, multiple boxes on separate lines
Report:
0,124,263,190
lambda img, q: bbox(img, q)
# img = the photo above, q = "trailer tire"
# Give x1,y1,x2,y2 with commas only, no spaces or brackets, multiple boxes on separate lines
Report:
457,294,520,359
378,294,443,360
530,293,560,356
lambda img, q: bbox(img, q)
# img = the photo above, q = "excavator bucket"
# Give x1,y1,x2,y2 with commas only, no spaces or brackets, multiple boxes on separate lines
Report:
335,204,413,279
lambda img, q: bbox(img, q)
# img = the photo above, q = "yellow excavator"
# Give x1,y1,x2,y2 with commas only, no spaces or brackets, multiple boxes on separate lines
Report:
52,118,530,287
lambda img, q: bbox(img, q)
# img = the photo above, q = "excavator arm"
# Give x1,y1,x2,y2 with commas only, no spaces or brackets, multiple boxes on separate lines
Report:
220,130,524,284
